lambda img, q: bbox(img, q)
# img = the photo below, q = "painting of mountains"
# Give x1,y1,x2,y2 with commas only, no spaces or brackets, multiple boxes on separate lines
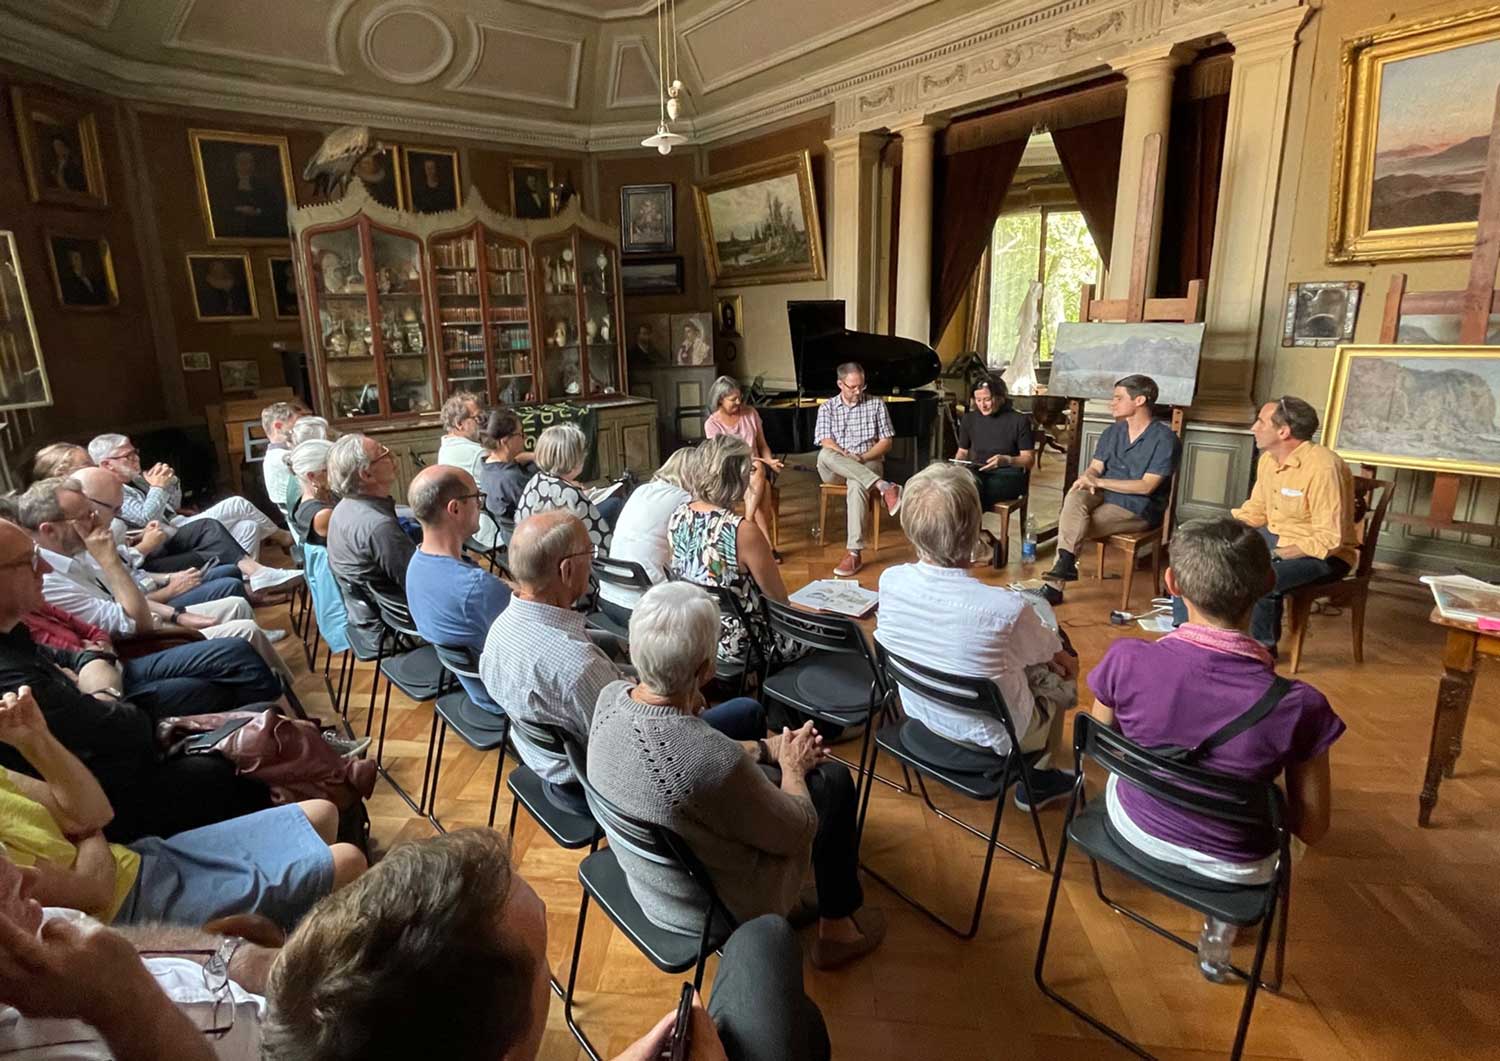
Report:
1049,322,1205,407
1368,37,1500,232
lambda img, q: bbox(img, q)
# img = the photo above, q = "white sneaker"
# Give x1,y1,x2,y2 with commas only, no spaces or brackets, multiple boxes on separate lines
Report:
263,628,288,643
248,566,304,593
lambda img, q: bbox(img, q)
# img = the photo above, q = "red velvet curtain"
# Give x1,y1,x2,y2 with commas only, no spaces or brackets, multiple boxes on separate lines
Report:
1156,92,1230,298
930,136,1027,344
1051,116,1125,271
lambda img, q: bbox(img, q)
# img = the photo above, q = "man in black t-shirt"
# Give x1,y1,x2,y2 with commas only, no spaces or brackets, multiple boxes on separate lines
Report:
954,376,1035,508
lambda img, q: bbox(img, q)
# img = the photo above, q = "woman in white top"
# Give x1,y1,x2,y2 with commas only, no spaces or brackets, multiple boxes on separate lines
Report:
597,446,697,626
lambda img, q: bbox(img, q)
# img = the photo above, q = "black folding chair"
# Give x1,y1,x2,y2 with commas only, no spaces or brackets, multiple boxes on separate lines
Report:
854,645,1052,939
462,507,512,579
367,598,443,815
566,746,738,1061
585,556,652,644
420,642,510,833
676,579,768,698
1034,714,1291,1061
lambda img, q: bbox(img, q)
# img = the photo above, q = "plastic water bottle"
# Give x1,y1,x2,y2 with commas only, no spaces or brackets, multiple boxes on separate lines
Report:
1196,917,1237,983
1021,515,1038,563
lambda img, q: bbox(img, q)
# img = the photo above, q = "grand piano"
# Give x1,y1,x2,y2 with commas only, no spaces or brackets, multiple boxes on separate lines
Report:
756,299,942,476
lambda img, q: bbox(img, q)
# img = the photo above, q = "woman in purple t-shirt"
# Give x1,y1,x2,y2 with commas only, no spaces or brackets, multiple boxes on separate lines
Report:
1087,518,1343,981
704,375,784,560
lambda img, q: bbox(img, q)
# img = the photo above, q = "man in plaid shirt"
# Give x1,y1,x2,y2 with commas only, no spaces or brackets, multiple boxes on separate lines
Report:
815,361,902,576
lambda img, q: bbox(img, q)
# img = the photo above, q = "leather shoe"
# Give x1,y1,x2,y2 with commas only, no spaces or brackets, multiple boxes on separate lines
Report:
833,551,862,577
811,907,887,970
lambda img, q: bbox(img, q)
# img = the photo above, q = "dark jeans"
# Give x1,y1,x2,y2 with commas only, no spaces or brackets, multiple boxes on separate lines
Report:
971,466,1027,509
121,638,283,721
709,916,832,1061
141,519,248,573
597,493,625,531
757,760,862,920
164,564,247,608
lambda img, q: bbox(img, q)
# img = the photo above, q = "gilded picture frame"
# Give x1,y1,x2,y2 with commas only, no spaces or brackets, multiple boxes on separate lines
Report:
694,150,825,287
45,232,118,311
402,146,462,214
509,160,555,219
185,252,260,322
0,231,54,411
10,86,108,208
1323,344,1500,477
188,129,297,243
1328,5,1500,264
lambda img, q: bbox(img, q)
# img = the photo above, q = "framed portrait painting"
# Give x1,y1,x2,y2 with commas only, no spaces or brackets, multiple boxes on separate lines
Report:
186,253,259,322
715,294,743,338
510,161,554,219
1323,344,1500,477
354,147,403,209
694,151,824,286
1328,7,1500,263
219,359,262,392
403,146,461,214
46,233,117,311
620,183,674,254
0,231,53,411
1282,281,1362,347
670,312,714,367
267,257,299,320
189,130,296,242
10,87,107,208
626,312,671,366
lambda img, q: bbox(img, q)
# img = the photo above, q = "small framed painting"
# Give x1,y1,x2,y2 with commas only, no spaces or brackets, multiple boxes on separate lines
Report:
621,255,684,295
1282,281,1362,347
186,252,259,321
267,256,299,320
46,233,117,310
403,146,461,214
715,294,743,338
510,160,555,219
11,86,107,208
219,359,261,391
670,312,714,367
620,183,674,254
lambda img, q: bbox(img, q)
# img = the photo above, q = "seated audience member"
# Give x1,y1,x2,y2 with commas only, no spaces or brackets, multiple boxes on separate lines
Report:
288,438,336,546
406,465,511,713
954,375,1034,508
705,375,784,559
1218,396,1358,653
814,361,902,577
260,401,305,518
262,828,827,1061
591,582,884,969
1,519,271,842
598,446,696,628
0,684,364,930
1089,517,1344,982
326,433,416,654
89,433,291,559
1045,374,1177,585
875,463,1078,809
477,408,535,539
289,416,333,446
516,422,619,553
27,442,91,485
669,436,799,667
480,511,761,816
436,391,488,483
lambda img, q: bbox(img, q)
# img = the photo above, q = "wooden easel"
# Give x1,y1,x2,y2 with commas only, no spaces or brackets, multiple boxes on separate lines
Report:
1372,87,1500,540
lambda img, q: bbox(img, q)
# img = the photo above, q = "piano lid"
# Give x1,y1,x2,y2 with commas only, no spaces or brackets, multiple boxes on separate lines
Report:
786,299,941,397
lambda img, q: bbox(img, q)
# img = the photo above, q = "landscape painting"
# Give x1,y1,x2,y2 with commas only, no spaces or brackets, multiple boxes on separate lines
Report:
1329,9,1500,262
1048,322,1205,407
694,151,825,286
1324,345,1500,477
1397,313,1500,345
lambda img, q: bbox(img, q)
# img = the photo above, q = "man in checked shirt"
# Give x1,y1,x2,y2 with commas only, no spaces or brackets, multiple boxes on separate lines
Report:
814,361,902,577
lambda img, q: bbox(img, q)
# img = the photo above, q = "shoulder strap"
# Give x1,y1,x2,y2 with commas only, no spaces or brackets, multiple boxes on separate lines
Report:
1179,676,1293,765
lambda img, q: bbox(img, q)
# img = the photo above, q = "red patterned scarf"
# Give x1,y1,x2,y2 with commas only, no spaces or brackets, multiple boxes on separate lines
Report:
1162,622,1274,667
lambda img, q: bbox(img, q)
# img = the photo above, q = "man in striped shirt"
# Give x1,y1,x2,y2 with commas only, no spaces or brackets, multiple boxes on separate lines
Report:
814,362,902,576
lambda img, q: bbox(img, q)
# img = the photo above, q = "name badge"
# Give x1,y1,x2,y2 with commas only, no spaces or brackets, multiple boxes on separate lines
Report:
1280,487,1304,498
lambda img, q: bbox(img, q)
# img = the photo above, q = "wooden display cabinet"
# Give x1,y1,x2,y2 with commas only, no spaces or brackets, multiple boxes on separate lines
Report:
532,224,626,401
429,221,538,406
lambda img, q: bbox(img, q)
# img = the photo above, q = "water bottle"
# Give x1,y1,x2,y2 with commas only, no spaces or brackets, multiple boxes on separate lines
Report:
1021,515,1038,563
1196,916,1237,983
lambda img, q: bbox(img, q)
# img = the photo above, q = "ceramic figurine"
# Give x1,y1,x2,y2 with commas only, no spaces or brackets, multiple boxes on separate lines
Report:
585,317,598,342
600,314,612,342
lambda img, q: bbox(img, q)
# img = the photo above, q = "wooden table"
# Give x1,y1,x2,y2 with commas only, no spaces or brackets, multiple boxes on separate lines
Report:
1419,609,1499,826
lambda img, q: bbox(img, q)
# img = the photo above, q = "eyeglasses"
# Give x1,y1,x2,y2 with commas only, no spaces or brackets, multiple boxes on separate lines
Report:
455,491,487,505
371,445,394,465
138,939,240,1039
0,545,42,572
83,494,121,516
560,547,593,566
838,380,866,393
107,447,140,462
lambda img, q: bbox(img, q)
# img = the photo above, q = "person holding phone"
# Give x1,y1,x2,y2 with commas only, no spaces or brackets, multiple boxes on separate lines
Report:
953,375,1034,508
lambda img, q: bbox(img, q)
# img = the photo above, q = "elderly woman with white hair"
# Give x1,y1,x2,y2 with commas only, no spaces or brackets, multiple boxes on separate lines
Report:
596,446,697,627
874,462,1079,811
287,438,336,546
587,581,886,970
515,422,620,555
704,375,784,561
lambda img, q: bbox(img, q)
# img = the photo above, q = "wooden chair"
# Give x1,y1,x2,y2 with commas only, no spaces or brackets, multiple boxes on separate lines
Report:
1093,416,1183,611
817,482,881,556
1283,475,1394,674
987,470,1031,568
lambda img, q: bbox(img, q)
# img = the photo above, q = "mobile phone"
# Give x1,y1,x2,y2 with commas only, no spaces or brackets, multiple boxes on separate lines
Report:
197,561,214,576
668,981,694,1061
948,458,975,466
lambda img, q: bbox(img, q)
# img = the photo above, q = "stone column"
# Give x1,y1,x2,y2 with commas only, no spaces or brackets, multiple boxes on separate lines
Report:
1197,7,1311,407
891,116,945,342
1104,45,1192,301
824,130,886,332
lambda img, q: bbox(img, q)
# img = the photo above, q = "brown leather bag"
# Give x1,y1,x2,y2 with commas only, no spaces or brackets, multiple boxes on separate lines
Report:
156,711,376,809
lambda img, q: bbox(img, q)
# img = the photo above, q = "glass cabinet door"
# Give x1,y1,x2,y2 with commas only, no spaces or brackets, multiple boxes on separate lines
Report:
486,234,535,405
308,224,380,420
369,227,433,415
535,233,582,400
578,235,620,396
432,230,488,399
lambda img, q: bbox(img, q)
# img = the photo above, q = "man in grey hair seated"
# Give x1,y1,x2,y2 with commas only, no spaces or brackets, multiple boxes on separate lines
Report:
326,433,415,655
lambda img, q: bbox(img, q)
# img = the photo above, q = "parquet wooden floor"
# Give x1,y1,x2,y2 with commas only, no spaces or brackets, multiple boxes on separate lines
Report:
268,463,1500,1060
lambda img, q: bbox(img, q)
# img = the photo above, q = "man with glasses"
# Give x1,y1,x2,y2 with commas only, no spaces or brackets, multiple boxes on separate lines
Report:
326,434,416,656
814,361,902,577
406,465,511,715
436,391,488,483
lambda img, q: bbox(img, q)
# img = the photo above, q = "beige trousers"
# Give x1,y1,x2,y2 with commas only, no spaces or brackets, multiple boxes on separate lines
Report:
1056,489,1150,555
817,449,883,551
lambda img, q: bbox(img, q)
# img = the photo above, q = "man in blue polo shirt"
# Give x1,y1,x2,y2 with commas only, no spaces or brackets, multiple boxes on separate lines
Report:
405,465,511,714
1046,373,1178,583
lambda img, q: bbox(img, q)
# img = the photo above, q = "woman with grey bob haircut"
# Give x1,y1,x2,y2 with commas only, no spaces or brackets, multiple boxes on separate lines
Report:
704,375,784,560
515,422,619,555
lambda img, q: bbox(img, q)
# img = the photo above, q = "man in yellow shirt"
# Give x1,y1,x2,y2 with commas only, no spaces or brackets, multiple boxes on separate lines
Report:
1223,396,1357,653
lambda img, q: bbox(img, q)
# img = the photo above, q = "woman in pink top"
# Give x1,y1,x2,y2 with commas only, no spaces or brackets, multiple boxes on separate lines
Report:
705,375,784,559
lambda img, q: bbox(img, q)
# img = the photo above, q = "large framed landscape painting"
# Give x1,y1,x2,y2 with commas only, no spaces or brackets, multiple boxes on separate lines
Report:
1048,322,1206,407
1324,345,1500,477
694,151,824,286
1328,7,1500,263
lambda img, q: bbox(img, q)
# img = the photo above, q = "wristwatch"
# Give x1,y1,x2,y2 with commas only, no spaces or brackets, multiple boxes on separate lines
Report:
170,608,184,624
755,739,772,765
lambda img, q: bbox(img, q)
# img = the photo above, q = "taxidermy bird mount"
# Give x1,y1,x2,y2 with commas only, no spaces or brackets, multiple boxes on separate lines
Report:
304,126,390,201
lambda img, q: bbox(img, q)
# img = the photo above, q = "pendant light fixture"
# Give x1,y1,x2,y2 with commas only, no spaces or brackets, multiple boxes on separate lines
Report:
642,0,687,155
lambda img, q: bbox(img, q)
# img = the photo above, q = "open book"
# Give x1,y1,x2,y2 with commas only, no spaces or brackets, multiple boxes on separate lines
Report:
586,480,626,506
1421,573,1500,624
789,579,879,619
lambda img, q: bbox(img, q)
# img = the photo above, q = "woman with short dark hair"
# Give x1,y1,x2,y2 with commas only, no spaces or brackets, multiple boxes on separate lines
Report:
953,375,1035,509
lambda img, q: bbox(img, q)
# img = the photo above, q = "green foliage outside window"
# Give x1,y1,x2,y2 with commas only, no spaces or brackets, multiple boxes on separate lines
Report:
987,208,1102,364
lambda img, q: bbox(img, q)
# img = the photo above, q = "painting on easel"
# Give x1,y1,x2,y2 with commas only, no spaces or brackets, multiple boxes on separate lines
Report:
1048,322,1205,407
1324,344,1500,477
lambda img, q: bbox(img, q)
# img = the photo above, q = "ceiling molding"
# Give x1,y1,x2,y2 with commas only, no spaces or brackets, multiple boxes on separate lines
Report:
358,3,456,86
507,0,660,22
447,16,585,109
160,0,352,76
46,0,120,29
606,34,660,109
